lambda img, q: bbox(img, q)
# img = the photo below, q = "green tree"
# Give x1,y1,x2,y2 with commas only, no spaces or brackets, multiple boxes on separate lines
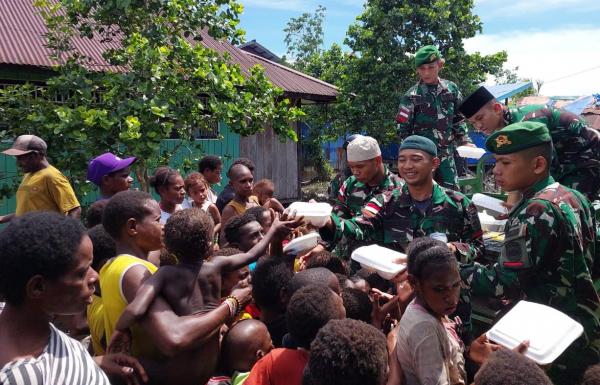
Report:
336,0,508,142
283,6,350,181
283,5,326,71
0,0,303,196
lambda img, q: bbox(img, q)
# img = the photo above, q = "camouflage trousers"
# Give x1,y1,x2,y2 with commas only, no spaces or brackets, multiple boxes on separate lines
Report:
434,150,459,190
559,167,600,202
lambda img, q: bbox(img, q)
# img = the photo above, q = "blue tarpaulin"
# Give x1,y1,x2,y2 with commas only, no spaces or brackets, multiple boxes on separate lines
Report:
486,81,533,101
563,95,594,115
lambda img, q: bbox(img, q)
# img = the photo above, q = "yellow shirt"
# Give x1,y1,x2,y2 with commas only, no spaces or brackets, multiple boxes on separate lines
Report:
99,254,159,358
15,165,80,216
226,195,260,215
87,294,106,355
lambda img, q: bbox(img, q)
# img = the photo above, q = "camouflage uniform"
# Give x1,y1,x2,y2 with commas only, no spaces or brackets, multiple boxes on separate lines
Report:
322,182,484,339
460,176,600,384
505,105,600,200
396,79,469,190
328,169,350,205
332,166,403,259
327,182,484,261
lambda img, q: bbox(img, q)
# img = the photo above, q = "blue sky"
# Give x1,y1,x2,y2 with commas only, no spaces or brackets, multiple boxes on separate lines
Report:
239,0,600,96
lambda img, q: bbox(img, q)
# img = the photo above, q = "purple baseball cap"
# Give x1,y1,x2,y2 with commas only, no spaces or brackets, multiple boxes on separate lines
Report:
87,152,137,186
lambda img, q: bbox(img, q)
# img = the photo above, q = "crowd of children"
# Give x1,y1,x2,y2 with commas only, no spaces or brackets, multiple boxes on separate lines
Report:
1,138,600,385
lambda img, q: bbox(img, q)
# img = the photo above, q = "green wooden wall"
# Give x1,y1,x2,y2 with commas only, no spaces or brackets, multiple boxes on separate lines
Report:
0,122,240,216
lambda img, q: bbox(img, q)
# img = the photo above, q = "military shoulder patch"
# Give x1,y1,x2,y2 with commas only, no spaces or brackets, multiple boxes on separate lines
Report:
396,106,410,123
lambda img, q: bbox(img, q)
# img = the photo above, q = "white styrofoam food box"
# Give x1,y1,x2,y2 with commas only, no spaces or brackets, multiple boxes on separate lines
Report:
486,300,583,365
351,244,407,280
472,193,507,216
288,202,332,227
283,232,320,255
456,145,486,159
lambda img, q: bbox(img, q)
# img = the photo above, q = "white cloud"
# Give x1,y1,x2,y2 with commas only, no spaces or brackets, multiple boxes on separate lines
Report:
475,0,600,16
464,27,600,96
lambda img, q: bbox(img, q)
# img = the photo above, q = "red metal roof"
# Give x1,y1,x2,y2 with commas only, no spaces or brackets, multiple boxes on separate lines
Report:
0,0,337,100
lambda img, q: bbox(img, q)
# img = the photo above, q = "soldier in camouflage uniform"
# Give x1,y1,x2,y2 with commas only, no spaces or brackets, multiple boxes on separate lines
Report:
331,136,403,259
459,85,600,201
396,45,470,190
320,136,484,339
459,121,600,385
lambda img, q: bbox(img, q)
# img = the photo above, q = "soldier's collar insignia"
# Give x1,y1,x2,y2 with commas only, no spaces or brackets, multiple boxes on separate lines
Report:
496,135,512,148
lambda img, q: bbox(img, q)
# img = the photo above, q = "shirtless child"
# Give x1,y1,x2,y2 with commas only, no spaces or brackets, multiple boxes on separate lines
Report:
108,208,301,359
253,179,284,214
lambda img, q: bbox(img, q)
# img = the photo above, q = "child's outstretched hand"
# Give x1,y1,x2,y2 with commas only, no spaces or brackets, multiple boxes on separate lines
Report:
272,210,305,239
107,329,132,355
468,333,501,365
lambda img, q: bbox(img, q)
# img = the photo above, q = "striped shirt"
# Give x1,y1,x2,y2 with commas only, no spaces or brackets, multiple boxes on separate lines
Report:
0,323,110,385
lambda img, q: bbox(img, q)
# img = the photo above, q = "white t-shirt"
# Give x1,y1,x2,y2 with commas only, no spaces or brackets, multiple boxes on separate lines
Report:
160,204,183,224
207,187,218,205
0,323,110,385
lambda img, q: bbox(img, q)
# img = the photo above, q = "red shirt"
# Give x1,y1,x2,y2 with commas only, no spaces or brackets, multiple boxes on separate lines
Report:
244,348,309,385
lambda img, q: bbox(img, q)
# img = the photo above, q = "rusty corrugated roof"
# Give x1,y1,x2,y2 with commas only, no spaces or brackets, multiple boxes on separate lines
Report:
0,0,337,100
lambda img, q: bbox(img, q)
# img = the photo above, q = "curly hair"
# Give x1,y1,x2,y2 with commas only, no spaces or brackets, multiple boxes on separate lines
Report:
184,172,209,193
251,258,293,311
87,224,116,271
304,319,387,385
102,190,154,239
305,250,347,275
245,206,269,221
582,364,600,385
0,212,85,305
214,247,242,257
287,267,338,297
353,269,385,292
286,284,344,348
164,208,214,263
86,199,108,228
198,155,222,173
149,166,181,195
406,236,456,280
474,349,552,385
341,288,372,324
253,179,274,194
223,213,259,246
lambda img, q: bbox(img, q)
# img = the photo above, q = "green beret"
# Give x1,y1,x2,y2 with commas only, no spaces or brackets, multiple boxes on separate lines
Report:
399,135,438,157
485,121,552,155
415,45,441,67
